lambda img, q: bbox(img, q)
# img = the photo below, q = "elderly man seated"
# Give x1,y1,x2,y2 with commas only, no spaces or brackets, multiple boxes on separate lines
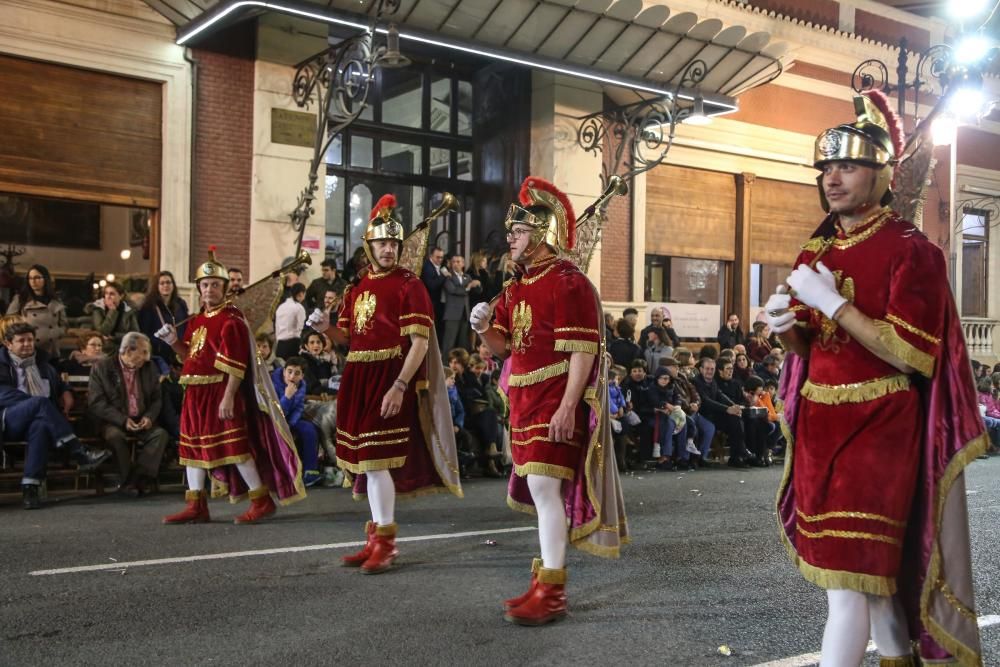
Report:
88,332,169,496
0,320,111,509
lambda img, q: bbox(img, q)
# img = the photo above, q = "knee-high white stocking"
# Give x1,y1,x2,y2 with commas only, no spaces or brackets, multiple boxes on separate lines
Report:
526,474,567,569
367,469,396,525
235,460,264,491
186,467,207,492
868,593,911,657
820,589,870,667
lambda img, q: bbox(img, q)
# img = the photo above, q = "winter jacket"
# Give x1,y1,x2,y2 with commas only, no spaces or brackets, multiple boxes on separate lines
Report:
447,384,465,428
271,366,306,427
6,295,67,358
88,299,139,353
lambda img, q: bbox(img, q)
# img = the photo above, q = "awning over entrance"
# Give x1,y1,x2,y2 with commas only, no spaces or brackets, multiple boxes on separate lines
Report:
152,0,786,117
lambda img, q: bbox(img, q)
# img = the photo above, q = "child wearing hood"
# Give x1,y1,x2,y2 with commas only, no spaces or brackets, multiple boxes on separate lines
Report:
652,366,689,470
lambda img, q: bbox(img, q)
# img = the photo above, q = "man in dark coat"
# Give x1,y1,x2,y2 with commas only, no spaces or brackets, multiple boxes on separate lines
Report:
1,321,110,509
88,332,169,495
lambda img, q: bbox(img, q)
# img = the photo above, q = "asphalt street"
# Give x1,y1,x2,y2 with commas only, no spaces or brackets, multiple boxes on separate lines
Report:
1,457,997,667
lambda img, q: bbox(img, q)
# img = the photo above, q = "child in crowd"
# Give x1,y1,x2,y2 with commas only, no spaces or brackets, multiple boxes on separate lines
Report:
651,367,688,470
444,366,475,476
622,359,655,468
759,378,786,457
976,377,1000,454
271,357,322,487
255,332,284,375
477,337,498,375
608,366,627,471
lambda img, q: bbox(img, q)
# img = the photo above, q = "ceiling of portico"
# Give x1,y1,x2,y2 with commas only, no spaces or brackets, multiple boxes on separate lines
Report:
146,0,789,108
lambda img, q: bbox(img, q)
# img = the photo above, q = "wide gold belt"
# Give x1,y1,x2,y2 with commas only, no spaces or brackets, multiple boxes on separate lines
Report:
179,373,225,385
346,346,402,363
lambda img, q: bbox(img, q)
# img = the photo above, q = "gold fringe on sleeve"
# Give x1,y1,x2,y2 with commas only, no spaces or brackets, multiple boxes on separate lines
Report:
400,324,430,338
874,320,935,378
213,359,245,380
554,340,599,354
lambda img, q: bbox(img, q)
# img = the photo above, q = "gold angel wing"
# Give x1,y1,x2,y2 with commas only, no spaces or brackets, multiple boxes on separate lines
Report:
893,120,936,229
232,277,284,336
399,221,431,275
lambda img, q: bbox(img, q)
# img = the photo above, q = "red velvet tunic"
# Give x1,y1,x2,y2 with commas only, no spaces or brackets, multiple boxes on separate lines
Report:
178,304,253,469
493,257,601,480
335,266,437,484
788,209,946,593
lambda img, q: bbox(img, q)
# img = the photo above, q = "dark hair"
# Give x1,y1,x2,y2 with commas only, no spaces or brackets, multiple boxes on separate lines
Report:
743,375,764,392
716,358,734,371
448,348,470,367
255,332,275,345
104,281,125,297
302,330,324,347
647,326,666,343
321,259,337,269
290,283,307,297
976,377,993,394
629,359,648,371
142,271,181,313
727,312,739,320
696,356,716,369
698,344,718,360
3,321,36,343
616,320,634,339
752,321,767,333
623,307,638,317
763,354,779,366
763,379,779,390
16,264,56,307
228,267,243,275
285,356,307,370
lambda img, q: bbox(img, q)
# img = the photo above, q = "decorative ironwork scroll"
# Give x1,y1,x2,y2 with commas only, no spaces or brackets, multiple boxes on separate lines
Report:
287,0,401,249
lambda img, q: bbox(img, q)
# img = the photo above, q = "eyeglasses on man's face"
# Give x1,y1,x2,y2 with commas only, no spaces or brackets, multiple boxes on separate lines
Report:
505,227,532,241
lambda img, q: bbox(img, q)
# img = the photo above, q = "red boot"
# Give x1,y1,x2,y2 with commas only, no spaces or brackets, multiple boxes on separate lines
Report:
360,523,399,574
162,490,210,524
504,558,542,610
504,566,567,626
341,521,377,567
234,487,276,524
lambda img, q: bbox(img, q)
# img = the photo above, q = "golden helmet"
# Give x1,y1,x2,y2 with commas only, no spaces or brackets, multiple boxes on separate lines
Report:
194,245,229,283
364,194,405,269
813,90,903,212
505,176,577,253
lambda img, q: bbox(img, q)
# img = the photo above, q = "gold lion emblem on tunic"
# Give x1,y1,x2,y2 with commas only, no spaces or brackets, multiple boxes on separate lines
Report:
354,290,377,334
512,301,532,352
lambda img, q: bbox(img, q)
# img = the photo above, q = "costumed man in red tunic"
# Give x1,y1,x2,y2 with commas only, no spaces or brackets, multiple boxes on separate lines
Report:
766,91,985,666
309,195,462,575
472,177,628,626
157,247,305,525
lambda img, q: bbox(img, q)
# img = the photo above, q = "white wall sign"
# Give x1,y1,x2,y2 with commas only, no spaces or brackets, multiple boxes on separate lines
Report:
648,302,721,339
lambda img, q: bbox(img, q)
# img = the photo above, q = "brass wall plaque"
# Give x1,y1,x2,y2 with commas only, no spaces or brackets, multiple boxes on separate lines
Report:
271,108,316,148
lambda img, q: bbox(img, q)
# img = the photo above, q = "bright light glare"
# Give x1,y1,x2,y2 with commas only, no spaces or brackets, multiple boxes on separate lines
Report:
931,116,957,145
106,273,116,282
955,35,993,64
948,86,986,119
948,0,989,19
120,249,131,260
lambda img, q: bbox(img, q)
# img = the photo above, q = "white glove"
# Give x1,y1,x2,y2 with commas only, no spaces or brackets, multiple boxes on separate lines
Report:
154,324,177,346
469,302,492,334
306,308,330,333
786,262,847,320
764,286,795,334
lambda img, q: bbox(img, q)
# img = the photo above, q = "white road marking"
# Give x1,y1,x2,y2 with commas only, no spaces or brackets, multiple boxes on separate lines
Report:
749,615,1000,667
29,526,535,576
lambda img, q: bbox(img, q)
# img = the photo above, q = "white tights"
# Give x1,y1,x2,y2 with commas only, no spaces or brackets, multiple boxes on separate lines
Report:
526,474,568,569
185,460,264,493
366,469,396,525
820,590,911,666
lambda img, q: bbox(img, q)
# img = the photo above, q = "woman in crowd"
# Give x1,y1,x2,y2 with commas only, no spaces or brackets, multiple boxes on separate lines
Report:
674,347,696,379
63,330,106,376
138,271,189,363
609,320,641,368
89,281,139,353
643,327,673,371
733,352,753,383
6,263,67,358
747,321,771,364
469,250,497,305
